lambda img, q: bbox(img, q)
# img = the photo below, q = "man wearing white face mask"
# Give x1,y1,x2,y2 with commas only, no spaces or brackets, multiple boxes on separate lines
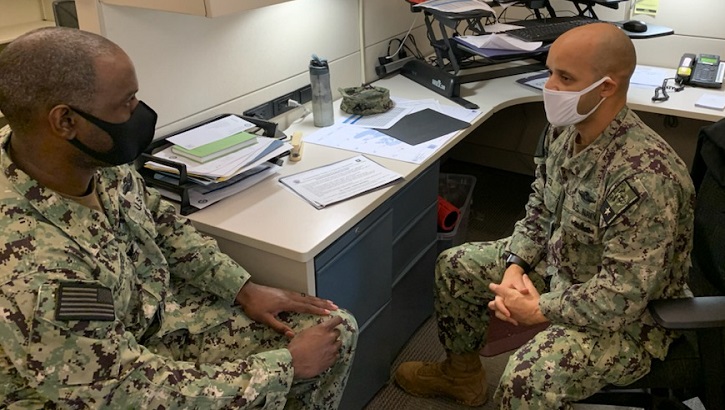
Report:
395,23,695,408
543,75,610,127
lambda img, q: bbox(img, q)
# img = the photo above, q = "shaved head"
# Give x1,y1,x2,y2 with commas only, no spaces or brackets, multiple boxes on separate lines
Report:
552,23,636,95
0,27,123,134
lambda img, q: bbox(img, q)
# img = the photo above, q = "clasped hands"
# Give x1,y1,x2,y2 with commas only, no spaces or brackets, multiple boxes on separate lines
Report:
488,266,548,326
236,281,344,379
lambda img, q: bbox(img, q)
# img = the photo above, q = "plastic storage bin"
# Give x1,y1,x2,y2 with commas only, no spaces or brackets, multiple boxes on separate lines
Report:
437,173,477,255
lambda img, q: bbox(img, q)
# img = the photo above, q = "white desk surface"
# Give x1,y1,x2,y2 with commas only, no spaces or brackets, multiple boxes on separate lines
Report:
187,65,725,265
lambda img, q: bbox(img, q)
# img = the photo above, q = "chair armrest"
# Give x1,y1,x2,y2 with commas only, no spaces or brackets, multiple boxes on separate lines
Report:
649,296,725,329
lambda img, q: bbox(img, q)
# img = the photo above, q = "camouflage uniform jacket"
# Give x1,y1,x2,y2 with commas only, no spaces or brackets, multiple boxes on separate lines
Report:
508,107,695,360
0,130,295,407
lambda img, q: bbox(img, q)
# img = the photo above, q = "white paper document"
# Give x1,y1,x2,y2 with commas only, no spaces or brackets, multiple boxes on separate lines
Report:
306,124,452,164
304,98,479,164
167,115,256,150
383,98,478,123
457,34,543,51
187,164,280,209
630,65,672,88
515,71,549,91
695,93,725,111
341,105,412,129
483,23,526,33
279,155,403,209
414,0,495,15
153,164,280,209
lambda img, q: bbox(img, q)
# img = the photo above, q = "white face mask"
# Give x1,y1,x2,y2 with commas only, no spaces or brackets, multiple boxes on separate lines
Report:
543,76,610,127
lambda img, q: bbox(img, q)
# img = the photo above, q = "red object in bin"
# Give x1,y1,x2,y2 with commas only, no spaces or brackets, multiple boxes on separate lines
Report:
437,195,461,232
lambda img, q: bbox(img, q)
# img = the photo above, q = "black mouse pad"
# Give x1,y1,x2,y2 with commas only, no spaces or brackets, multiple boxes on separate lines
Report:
375,108,470,145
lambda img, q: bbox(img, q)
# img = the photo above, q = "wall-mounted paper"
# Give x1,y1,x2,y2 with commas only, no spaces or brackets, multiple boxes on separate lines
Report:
633,0,659,17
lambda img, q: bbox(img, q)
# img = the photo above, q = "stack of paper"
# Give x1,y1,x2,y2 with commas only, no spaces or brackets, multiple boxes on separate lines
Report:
454,33,547,58
305,97,479,164
154,161,282,210
143,115,291,209
695,93,725,111
170,131,257,163
147,136,290,183
413,0,495,15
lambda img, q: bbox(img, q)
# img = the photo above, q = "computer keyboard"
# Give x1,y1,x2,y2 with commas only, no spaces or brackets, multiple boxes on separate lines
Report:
506,17,598,43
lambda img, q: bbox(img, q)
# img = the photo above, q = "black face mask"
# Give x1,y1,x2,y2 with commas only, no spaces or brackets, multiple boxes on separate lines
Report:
69,101,158,166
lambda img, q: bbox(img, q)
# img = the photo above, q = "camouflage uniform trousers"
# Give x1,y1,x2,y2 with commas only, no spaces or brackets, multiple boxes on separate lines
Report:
145,285,358,410
435,240,651,409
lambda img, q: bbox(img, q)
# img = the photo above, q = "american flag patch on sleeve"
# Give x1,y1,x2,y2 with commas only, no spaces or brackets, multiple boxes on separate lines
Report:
55,282,116,321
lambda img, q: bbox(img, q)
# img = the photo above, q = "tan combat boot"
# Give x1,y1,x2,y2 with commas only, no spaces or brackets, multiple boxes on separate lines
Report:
394,352,487,406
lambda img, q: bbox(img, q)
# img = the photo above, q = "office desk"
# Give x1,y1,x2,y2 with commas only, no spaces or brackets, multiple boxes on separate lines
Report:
189,65,724,290
186,65,724,408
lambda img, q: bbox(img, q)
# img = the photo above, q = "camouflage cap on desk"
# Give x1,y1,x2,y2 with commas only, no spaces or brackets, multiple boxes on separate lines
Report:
339,85,394,115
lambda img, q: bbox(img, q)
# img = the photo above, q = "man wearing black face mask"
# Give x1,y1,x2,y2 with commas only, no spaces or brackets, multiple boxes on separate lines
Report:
0,27,357,408
67,100,158,166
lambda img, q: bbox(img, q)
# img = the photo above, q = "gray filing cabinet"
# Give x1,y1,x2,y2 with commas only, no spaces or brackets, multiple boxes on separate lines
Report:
315,163,439,409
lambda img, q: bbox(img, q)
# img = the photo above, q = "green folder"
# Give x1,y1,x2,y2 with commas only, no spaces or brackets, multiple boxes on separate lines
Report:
171,131,257,162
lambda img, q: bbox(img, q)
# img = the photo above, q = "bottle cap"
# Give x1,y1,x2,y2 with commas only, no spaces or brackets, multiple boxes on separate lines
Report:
310,54,328,68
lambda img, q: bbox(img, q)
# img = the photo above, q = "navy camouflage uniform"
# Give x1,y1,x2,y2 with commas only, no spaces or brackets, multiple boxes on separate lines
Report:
0,128,357,409
434,107,694,409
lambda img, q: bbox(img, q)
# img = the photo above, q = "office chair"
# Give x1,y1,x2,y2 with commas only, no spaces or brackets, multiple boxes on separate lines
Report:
482,118,725,409
578,117,725,410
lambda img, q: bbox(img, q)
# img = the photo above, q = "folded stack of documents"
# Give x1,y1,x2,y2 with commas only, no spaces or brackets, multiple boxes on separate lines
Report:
170,130,258,163
412,0,495,16
454,32,547,58
144,115,291,209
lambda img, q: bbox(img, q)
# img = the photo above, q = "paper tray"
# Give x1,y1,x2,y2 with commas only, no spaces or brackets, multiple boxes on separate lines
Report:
137,113,282,215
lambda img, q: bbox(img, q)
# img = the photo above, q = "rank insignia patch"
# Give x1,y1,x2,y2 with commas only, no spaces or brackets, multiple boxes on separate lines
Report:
601,180,640,226
55,282,115,321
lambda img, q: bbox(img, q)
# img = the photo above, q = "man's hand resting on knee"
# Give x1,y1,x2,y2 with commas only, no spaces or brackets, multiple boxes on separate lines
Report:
235,281,339,338
288,316,344,379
